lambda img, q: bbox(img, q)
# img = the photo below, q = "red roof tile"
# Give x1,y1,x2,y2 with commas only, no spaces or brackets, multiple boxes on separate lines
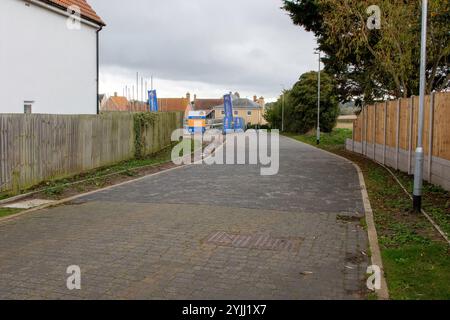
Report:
101,96,149,112
39,0,105,26
194,99,223,111
158,98,190,112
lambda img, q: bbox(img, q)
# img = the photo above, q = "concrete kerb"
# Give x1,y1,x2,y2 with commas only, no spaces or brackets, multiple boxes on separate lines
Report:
0,136,226,225
284,135,390,300
0,163,190,225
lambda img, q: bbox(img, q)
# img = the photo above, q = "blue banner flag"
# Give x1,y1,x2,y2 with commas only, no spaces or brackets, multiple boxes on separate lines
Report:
223,93,234,131
148,90,159,112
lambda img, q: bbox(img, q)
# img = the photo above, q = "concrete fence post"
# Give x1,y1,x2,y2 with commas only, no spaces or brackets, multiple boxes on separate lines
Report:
428,92,435,182
363,105,366,156
361,106,364,155
408,96,414,175
396,98,401,170
364,105,368,156
352,117,355,152
373,103,377,160
383,101,388,165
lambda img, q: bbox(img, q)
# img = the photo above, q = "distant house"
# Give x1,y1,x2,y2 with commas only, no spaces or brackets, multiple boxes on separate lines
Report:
101,93,130,111
193,95,224,112
213,96,267,126
100,93,149,112
158,93,191,113
98,94,107,108
0,0,105,114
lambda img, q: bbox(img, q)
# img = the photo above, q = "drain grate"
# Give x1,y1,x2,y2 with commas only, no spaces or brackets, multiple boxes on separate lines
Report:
205,231,302,252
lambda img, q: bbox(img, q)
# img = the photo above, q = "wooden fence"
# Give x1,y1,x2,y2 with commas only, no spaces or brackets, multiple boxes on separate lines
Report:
346,91,450,191
0,112,183,194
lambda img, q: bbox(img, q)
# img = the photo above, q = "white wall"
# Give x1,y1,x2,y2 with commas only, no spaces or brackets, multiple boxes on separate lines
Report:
0,0,99,114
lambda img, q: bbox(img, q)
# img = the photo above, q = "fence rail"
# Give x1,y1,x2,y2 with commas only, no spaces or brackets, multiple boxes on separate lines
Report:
0,112,183,194
346,92,450,191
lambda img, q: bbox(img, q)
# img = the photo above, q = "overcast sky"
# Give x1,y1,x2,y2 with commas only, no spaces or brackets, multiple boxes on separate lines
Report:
90,0,318,101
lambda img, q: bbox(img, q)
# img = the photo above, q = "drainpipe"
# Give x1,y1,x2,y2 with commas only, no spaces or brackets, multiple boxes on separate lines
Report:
96,26,102,115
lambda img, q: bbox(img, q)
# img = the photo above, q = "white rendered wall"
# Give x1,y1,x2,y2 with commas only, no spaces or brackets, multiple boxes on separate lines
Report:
0,0,98,114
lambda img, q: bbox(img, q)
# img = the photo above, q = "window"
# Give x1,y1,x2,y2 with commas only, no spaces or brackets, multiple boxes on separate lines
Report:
234,111,238,115
247,111,252,116
221,110,225,115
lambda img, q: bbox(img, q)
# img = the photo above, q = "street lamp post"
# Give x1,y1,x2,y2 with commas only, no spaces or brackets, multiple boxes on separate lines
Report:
315,52,321,145
280,85,285,132
413,0,429,212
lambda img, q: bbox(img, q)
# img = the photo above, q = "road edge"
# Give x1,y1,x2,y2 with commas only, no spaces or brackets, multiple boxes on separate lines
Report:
0,137,227,225
284,135,389,300
0,163,192,225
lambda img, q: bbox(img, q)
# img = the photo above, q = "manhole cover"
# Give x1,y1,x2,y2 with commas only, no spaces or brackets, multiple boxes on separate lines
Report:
205,231,302,252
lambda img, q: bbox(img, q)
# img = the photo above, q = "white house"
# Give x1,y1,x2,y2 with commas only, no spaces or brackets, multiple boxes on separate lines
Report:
0,0,105,114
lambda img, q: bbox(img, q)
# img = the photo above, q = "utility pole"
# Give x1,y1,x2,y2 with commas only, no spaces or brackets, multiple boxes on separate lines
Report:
141,77,144,102
316,51,321,145
136,72,139,102
280,85,285,132
145,80,148,102
413,0,428,212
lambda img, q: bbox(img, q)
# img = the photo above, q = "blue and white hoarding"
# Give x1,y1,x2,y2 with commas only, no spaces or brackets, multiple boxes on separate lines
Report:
148,90,159,112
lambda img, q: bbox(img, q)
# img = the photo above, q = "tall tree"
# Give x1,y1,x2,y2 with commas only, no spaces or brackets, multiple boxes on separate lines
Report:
264,71,339,133
283,0,450,104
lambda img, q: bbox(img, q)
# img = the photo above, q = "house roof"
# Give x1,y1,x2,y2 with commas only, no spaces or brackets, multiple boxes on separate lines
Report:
102,96,129,111
38,0,105,26
193,99,224,111
214,98,262,109
158,98,190,112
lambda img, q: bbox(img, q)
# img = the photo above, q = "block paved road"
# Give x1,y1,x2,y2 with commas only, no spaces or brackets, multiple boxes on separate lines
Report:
0,135,369,300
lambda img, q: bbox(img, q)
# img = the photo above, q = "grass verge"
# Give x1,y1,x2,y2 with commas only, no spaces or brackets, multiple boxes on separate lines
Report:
286,128,450,300
0,208,24,219
0,139,202,202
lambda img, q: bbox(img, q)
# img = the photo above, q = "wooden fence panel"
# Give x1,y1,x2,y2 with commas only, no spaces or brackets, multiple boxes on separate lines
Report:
433,92,450,160
0,112,183,194
399,98,409,150
348,92,450,191
375,102,385,145
386,100,397,148
353,112,362,142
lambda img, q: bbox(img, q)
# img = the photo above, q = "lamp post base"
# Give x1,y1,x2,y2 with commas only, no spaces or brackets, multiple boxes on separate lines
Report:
413,195,422,213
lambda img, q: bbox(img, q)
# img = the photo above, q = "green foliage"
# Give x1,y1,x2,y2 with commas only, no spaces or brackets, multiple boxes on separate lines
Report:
382,244,450,300
286,128,352,149
263,102,282,129
43,185,65,197
283,0,450,104
265,71,339,133
246,124,271,130
133,113,157,159
0,208,23,219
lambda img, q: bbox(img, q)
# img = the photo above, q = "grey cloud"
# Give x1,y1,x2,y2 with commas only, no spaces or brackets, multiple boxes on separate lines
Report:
90,0,317,96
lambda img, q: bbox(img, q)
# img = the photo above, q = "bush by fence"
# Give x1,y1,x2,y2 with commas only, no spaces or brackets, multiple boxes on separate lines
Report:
0,112,183,194
346,92,450,191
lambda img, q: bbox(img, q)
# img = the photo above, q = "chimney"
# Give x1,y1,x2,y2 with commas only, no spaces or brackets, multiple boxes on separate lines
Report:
114,92,118,97
253,95,257,102
186,92,191,101
258,97,265,107
194,94,197,101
